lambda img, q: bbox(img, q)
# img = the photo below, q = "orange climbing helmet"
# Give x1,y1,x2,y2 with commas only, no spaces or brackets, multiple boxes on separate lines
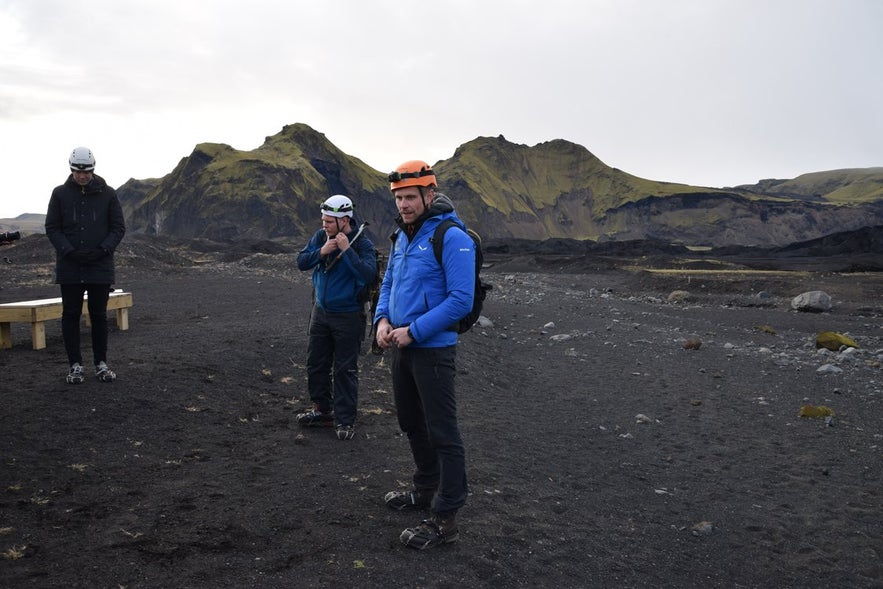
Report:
388,160,437,191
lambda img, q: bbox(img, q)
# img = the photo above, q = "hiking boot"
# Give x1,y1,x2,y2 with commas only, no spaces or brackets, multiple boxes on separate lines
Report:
400,512,459,550
95,361,116,382
296,404,334,427
384,487,434,511
66,363,84,384
336,424,355,440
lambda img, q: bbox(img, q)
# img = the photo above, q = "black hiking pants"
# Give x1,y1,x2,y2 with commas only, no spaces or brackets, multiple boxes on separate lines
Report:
60,283,110,367
390,344,468,514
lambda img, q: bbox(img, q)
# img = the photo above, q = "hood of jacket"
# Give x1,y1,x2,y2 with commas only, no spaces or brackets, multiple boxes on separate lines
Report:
64,173,109,194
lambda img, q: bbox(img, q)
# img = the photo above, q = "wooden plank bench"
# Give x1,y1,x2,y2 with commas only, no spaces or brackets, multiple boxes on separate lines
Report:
0,290,133,350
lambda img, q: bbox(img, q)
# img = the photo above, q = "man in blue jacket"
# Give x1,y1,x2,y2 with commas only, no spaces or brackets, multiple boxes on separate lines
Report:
374,160,475,549
296,195,376,441
45,147,126,384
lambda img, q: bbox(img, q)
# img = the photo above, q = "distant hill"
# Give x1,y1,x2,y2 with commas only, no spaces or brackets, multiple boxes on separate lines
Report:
736,168,883,204
0,213,46,235
5,123,883,247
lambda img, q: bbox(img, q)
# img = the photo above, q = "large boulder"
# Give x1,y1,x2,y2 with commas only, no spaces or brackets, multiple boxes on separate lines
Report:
791,290,832,312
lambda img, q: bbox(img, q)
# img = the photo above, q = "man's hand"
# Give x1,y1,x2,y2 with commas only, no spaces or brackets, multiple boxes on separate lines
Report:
375,319,393,350
333,233,350,252
390,326,414,348
67,250,88,262
320,238,338,257
321,233,350,261
67,248,108,263
376,321,414,350
83,248,108,262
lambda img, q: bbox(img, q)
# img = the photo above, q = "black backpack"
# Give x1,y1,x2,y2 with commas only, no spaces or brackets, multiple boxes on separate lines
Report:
430,219,491,333
385,219,491,336
359,247,384,333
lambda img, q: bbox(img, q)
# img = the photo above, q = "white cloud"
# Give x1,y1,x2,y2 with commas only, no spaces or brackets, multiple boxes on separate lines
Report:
1,0,881,217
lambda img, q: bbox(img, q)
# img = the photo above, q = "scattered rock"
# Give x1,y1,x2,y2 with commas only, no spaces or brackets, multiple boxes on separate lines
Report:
837,347,859,363
476,316,494,328
690,521,714,536
667,290,691,304
683,337,702,350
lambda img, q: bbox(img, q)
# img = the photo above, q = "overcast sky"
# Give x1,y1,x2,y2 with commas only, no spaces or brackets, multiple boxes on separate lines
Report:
1,0,881,218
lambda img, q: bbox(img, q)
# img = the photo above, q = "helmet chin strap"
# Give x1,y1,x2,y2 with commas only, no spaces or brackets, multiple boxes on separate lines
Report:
417,186,434,213
335,217,351,234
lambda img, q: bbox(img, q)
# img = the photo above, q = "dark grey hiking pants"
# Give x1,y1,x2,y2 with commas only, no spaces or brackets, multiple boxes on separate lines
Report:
306,306,363,426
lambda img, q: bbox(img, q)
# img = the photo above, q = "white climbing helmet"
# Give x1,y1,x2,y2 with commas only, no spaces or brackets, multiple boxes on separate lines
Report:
69,147,96,171
320,194,354,218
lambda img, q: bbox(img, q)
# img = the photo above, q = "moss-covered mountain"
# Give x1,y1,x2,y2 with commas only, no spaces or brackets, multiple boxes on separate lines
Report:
119,124,392,242
117,123,883,247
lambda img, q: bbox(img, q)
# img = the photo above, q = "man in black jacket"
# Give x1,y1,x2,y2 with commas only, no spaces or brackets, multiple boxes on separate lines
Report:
45,147,126,384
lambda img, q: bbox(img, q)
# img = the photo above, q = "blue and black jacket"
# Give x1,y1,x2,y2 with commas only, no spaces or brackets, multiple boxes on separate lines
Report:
297,225,376,313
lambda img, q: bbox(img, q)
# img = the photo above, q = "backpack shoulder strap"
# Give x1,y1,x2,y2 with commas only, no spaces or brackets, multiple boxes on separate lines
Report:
431,219,458,265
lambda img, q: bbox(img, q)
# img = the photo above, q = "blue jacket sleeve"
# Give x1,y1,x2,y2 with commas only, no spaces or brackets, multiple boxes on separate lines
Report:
409,225,475,342
297,230,326,271
340,235,376,289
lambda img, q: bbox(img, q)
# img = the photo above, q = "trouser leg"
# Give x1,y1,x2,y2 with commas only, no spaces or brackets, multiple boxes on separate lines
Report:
414,347,467,513
306,307,334,410
391,347,437,488
60,284,87,365
328,311,362,426
85,284,110,365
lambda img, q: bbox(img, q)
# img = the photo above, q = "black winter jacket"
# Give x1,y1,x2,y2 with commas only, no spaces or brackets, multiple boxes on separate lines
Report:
45,174,126,285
